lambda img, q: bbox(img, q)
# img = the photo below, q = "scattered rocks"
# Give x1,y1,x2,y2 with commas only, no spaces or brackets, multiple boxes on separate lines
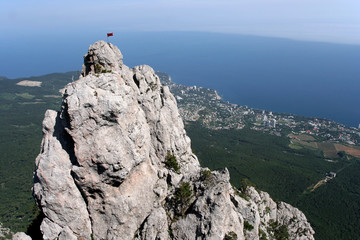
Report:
0,222,12,239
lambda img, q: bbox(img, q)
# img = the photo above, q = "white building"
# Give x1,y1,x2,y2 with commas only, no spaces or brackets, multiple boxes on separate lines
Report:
270,119,277,128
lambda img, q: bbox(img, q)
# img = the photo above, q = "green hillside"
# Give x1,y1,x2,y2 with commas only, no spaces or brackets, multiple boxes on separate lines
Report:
0,72,79,233
0,72,359,240
185,122,360,240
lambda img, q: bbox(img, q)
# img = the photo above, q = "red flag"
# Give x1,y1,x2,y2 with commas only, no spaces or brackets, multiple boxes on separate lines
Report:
107,33,113,37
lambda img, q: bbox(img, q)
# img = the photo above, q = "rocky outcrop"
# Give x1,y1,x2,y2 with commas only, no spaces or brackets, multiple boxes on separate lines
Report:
0,222,11,239
12,232,32,240
33,40,315,240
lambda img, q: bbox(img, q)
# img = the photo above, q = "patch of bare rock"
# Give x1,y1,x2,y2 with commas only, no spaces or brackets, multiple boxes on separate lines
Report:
29,40,315,240
16,80,42,87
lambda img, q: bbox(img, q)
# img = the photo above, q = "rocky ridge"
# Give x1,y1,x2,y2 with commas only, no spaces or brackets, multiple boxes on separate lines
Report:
31,40,315,240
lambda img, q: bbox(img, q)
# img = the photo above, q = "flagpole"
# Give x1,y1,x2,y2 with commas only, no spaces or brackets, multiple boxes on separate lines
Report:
106,33,113,44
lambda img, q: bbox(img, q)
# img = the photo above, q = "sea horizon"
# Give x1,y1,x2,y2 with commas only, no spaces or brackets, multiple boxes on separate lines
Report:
1,32,359,127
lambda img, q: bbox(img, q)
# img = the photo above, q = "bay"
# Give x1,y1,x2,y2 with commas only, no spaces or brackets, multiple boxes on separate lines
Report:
1,31,359,127
120,32,360,127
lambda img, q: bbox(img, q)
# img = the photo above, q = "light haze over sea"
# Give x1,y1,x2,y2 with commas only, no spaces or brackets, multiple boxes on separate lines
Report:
1,32,359,128
1,0,359,127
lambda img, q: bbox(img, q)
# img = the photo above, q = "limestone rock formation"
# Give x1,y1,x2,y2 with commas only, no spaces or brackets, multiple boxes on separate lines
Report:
12,232,32,240
33,40,315,240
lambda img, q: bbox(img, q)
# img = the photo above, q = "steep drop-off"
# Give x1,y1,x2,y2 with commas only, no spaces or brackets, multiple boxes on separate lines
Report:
32,41,314,240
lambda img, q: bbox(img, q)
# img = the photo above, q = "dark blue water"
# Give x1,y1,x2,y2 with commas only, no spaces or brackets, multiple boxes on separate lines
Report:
120,32,360,127
1,32,359,127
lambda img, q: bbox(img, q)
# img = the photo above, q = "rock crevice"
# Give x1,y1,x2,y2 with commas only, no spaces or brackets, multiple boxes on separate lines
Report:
33,40,315,240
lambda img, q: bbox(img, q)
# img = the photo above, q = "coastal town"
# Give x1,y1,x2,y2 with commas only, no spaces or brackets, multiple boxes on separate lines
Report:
157,72,360,158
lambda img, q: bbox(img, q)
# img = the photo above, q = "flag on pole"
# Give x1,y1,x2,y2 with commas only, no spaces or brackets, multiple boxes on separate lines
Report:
107,33,113,37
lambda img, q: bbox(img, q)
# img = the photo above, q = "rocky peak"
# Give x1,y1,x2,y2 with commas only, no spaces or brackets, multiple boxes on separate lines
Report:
32,41,315,240
82,40,123,76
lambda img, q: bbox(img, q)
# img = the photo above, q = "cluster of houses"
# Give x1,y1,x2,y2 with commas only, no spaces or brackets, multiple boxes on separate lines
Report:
158,74,360,146
250,111,359,146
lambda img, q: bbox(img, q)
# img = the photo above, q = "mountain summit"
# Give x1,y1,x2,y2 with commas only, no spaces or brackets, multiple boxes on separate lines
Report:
32,41,315,240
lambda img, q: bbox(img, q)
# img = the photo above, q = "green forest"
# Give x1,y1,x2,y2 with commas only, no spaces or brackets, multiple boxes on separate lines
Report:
185,122,360,240
0,72,79,233
0,72,359,240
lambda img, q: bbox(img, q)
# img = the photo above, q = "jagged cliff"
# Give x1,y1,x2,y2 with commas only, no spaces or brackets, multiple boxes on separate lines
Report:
32,41,315,240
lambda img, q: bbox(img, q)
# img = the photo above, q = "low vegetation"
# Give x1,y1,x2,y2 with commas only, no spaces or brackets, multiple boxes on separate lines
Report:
259,229,267,240
238,178,256,192
224,231,238,240
174,182,193,216
201,169,213,183
186,122,360,240
243,220,254,231
267,220,289,240
95,63,102,73
233,185,249,201
164,152,180,174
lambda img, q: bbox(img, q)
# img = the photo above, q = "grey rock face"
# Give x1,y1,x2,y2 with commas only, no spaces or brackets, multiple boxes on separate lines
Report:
12,232,31,240
82,40,123,76
33,40,315,240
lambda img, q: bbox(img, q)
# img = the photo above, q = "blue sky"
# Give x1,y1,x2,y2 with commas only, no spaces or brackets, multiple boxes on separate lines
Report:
1,0,359,45
0,0,359,126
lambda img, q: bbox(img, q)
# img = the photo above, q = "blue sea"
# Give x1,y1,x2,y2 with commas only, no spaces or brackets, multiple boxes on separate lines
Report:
1,32,359,127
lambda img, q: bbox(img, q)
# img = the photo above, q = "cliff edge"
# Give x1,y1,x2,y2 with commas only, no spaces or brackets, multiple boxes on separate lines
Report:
32,40,315,240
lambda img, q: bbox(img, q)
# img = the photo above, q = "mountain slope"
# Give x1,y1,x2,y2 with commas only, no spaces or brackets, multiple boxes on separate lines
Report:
0,71,79,234
31,41,314,239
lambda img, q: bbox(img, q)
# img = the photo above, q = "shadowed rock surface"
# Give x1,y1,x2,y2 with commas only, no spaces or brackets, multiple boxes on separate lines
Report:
32,40,315,240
